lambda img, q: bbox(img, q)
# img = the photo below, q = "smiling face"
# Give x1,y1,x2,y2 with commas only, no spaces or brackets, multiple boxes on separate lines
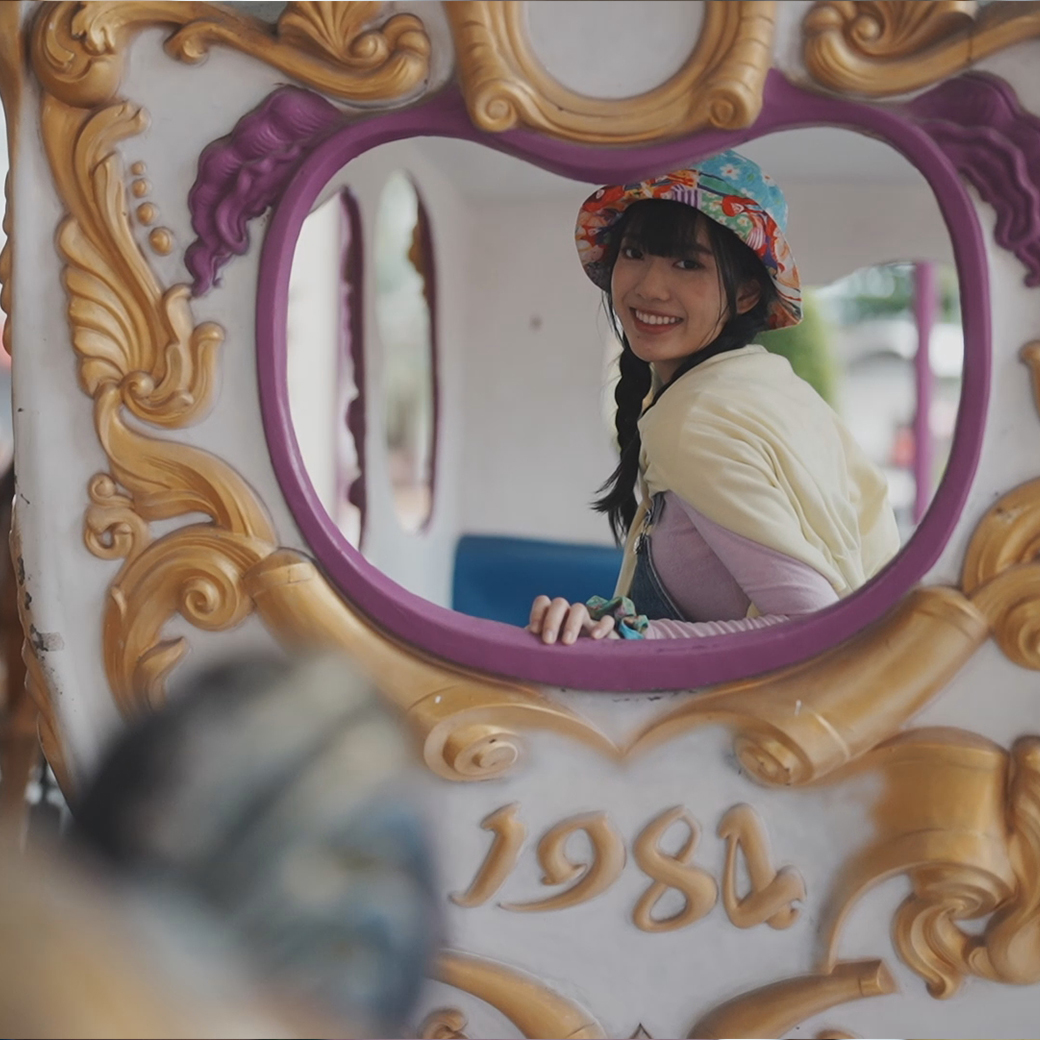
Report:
609,203,762,383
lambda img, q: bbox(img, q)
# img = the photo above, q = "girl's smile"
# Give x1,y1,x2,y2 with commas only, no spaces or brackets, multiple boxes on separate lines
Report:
611,219,761,383
631,308,683,332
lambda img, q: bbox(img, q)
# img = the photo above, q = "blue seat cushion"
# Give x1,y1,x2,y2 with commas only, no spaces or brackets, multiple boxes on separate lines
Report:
452,534,623,627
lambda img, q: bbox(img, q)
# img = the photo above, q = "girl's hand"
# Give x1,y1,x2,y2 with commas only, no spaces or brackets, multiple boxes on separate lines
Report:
526,596,616,645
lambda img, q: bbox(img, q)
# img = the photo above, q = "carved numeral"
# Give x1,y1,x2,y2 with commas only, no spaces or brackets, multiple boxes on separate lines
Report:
632,806,718,932
451,803,526,908
502,811,626,912
718,803,806,929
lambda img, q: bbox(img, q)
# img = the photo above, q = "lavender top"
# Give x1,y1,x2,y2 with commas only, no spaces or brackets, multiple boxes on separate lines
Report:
644,491,839,639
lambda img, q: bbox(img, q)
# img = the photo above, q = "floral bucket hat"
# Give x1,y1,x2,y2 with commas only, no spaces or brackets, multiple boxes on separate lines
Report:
575,149,802,329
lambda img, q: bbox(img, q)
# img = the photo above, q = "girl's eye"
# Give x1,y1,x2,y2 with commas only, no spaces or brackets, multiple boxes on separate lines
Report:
620,245,643,260
675,258,703,271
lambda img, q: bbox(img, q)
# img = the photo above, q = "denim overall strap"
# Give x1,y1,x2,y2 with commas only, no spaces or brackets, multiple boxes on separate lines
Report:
627,493,688,622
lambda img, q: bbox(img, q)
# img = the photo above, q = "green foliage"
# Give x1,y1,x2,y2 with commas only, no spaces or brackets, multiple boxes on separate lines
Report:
826,262,960,325
758,290,838,406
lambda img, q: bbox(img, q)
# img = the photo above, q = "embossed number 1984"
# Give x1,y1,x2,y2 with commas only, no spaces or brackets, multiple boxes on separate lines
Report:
451,802,806,933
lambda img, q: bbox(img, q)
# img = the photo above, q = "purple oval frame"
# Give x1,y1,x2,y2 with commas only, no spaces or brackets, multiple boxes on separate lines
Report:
257,72,989,692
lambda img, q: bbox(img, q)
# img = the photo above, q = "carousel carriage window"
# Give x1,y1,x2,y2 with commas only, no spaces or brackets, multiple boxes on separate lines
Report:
374,172,437,535
287,188,365,548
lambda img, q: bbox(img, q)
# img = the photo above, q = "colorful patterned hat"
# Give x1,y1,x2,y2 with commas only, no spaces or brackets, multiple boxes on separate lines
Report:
575,150,802,329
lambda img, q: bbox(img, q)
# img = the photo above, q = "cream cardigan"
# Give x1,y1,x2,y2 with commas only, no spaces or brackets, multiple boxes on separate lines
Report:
615,345,900,603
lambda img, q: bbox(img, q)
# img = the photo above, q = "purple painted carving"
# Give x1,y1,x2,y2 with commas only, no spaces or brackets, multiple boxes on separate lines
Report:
909,72,1040,286
337,189,367,545
253,71,991,692
186,87,344,295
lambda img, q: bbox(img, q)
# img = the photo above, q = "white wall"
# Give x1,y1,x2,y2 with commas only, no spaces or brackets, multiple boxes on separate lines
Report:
287,194,342,512
461,195,620,546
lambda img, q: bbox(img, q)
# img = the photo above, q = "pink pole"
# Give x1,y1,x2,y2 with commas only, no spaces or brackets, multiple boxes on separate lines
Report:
912,262,937,523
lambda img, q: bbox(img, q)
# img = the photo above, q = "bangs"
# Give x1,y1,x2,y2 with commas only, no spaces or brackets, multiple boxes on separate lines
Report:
616,199,707,260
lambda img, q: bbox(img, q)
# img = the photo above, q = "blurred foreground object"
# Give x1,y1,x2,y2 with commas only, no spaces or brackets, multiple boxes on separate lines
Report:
68,653,438,1039
0,832,330,1038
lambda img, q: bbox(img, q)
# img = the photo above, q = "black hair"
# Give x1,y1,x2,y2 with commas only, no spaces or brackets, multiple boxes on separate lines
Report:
592,199,778,543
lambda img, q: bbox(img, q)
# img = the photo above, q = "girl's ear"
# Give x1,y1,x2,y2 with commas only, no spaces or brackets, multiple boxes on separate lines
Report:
735,279,762,315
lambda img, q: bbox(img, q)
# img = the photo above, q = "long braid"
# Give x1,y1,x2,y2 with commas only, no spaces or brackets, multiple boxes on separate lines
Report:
596,341,651,542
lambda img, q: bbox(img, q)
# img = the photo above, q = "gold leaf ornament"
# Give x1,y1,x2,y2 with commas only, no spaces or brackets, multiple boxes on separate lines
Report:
432,950,606,1040
446,1,777,144
33,2,430,106
962,479,1040,669
803,0,1040,96
162,1,431,102
48,96,222,428
817,728,1040,998
420,1007,469,1040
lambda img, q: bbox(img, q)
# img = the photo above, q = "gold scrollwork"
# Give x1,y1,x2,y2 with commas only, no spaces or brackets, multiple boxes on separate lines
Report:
962,475,1040,671
628,586,989,786
688,959,896,1040
446,1,776,144
33,1,429,110
420,1007,470,1040
803,1,1040,97
33,2,455,727
243,549,618,782
432,949,606,1040
818,727,1040,998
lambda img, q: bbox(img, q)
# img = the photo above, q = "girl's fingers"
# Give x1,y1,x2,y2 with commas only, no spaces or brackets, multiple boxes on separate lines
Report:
541,598,571,644
560,604,590,645
526,600,618,645
528,594,552,629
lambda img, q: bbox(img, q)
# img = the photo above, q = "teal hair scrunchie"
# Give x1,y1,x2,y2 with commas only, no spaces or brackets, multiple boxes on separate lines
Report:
585,595,648,640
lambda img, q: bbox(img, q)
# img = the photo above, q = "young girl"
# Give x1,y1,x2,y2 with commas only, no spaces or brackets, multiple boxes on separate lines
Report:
528,151,900,644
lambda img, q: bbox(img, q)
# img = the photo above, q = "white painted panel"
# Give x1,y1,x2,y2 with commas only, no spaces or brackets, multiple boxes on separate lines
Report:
525,0,705,99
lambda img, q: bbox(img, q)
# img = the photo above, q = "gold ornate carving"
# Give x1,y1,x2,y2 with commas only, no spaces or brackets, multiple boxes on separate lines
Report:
451,803,527,908
501,811,626,913
30,2,542,746
718,803,805,929
962,476,1040,670
689,960,896,1040
243,549,618,780
420,1007,470,1040
147,227,173,255
432,950,606,1040
33,1,429,109
632,806,717,932
803,1,1040,96
446,1,776,144
29,0,1040,813
45,98,226,431
629,586,989,786
817,727,1040,998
